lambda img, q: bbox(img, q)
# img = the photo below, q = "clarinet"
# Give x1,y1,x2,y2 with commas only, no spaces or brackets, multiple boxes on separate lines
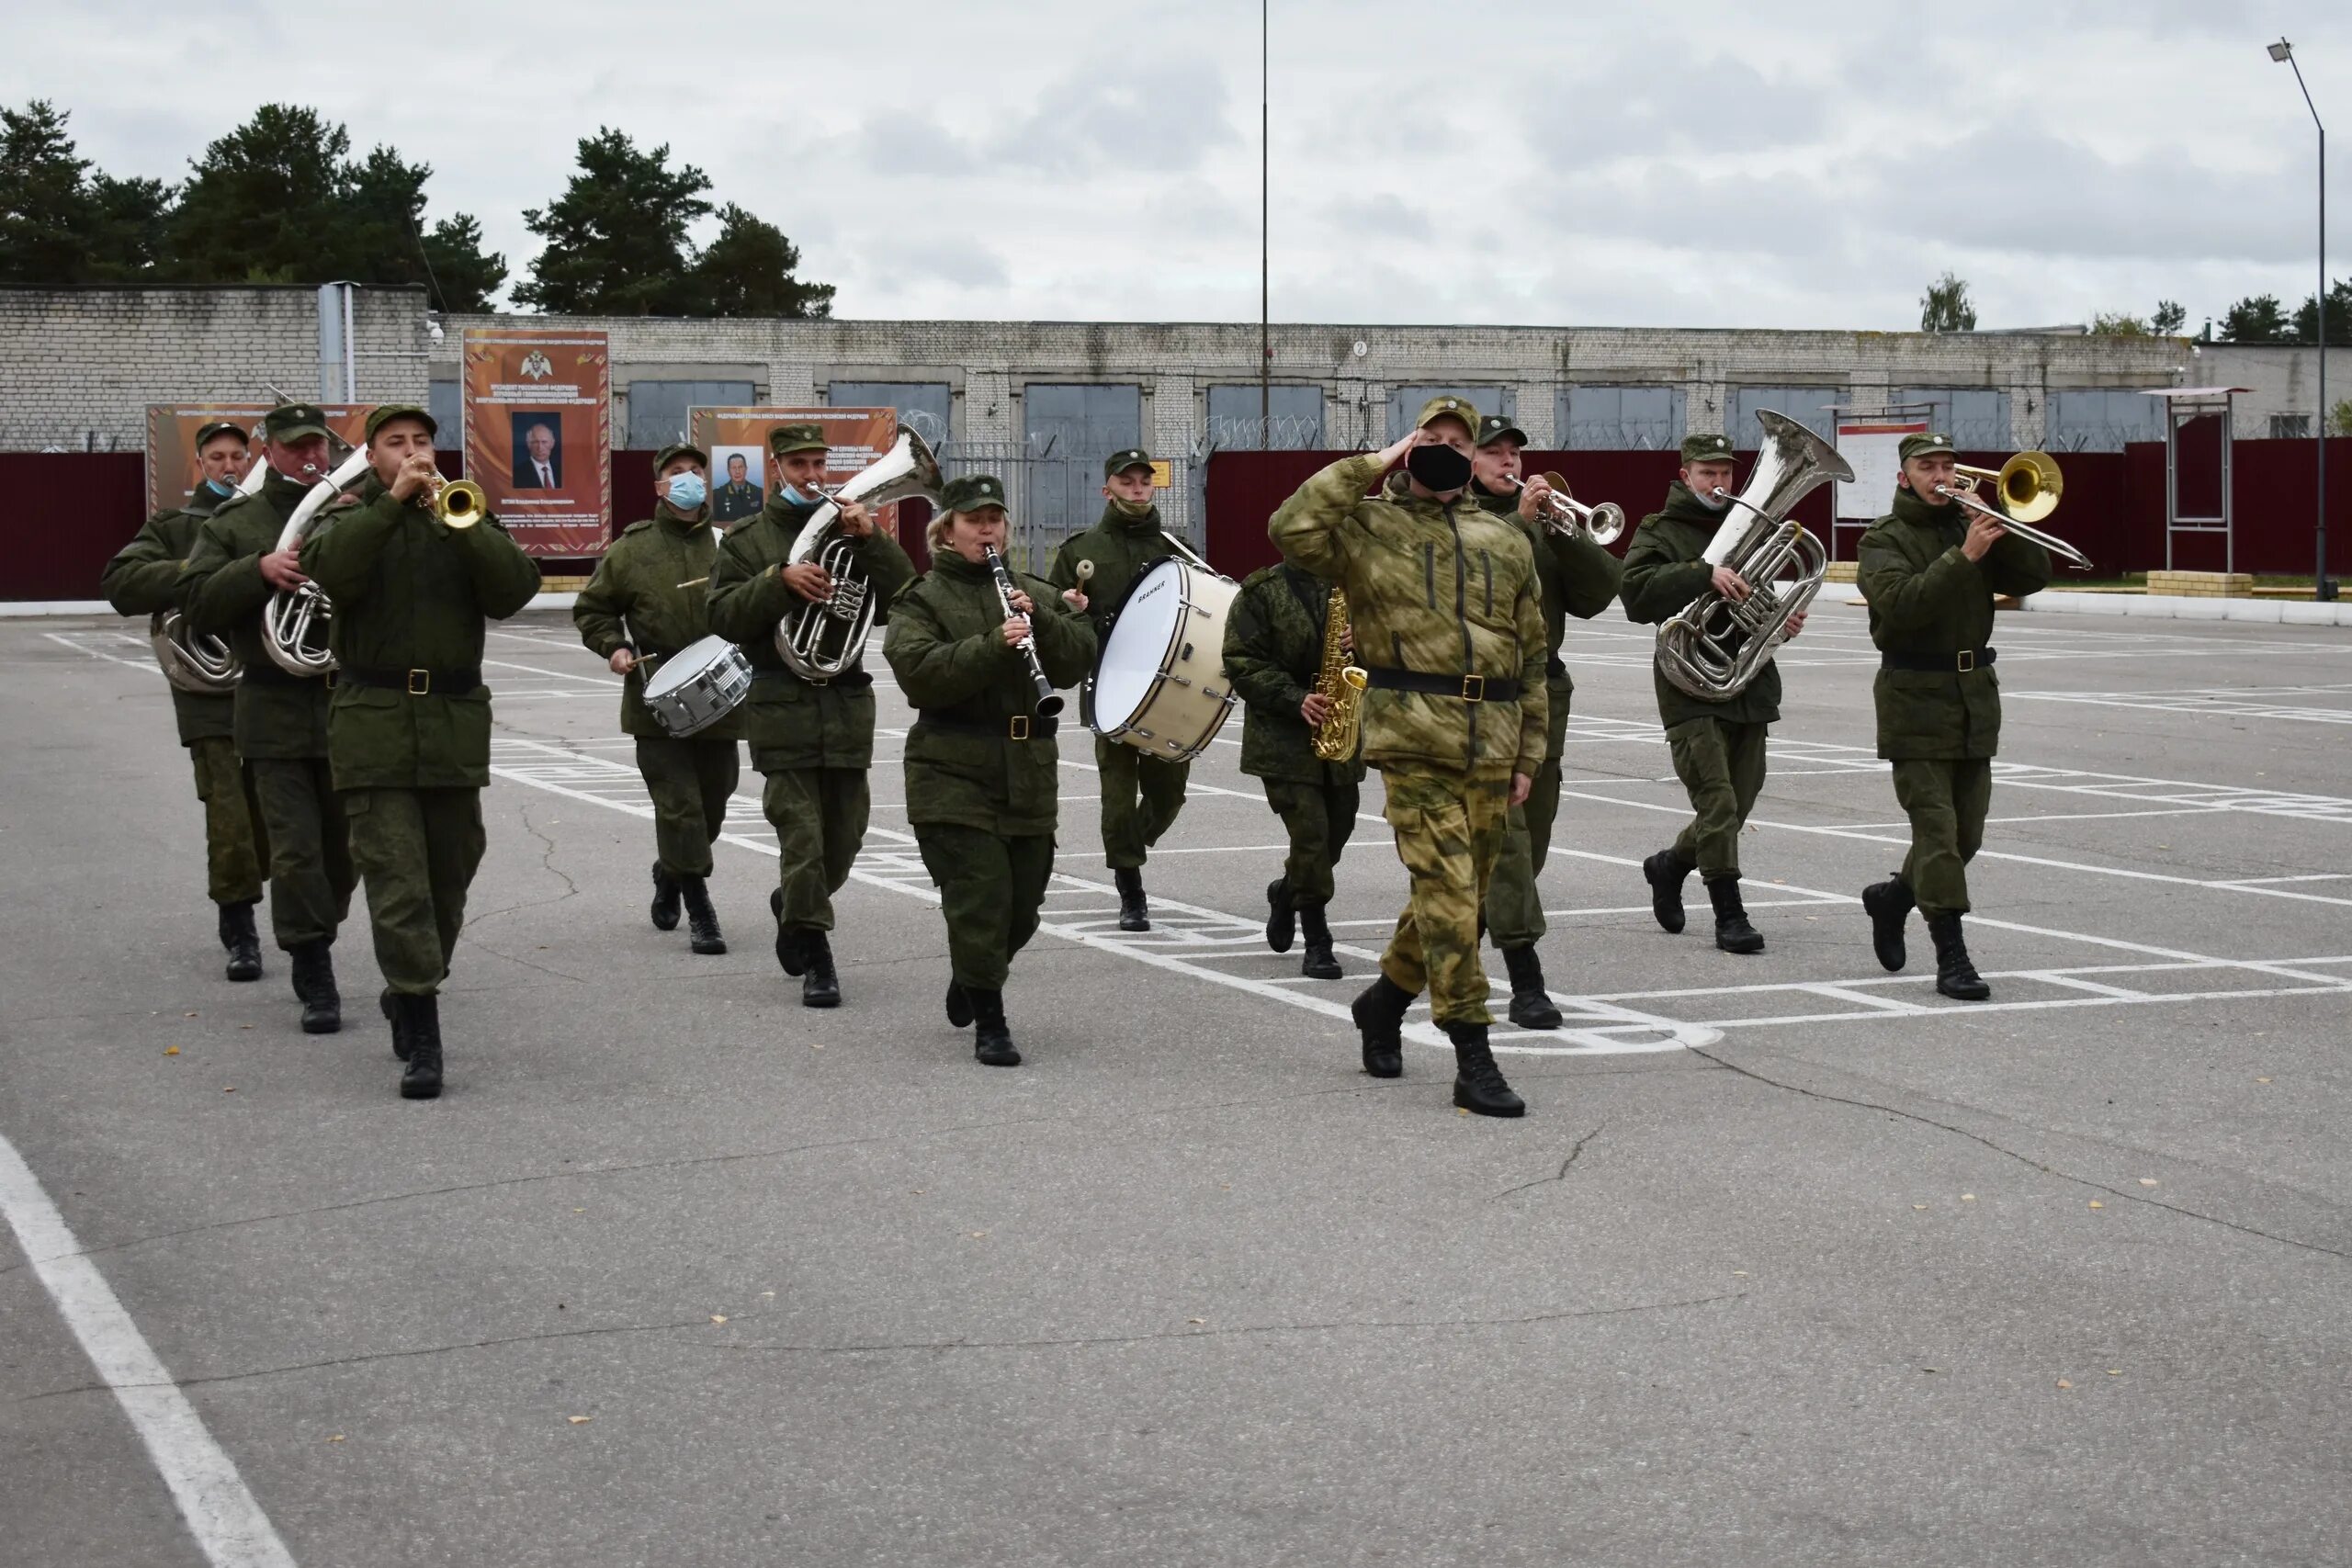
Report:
983,547,1066,718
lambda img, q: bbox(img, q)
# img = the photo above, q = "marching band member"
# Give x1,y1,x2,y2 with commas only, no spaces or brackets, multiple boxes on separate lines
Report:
1269,396,1548,1118
707,423,917,1008
1468,413,1624,1027
1047,449,1187,931
572,443,738,955
1619,432,1802,955
181,403,357,1034
300,404,540,1097
1855,432,2052,999
101,419,269,982
884,474,1094,1067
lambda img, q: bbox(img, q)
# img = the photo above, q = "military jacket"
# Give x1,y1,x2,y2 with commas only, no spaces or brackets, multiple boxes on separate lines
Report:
182,468,334,760
1046,502,1181,642
1266,455,1547,780
706,493,919,773
1222,563,1366,784
1857,489,2053,761
883,551,1095,837
711,479,763,523
100,495,237,745
573,510,741,741
1619,482,1783,730
300,476,542,790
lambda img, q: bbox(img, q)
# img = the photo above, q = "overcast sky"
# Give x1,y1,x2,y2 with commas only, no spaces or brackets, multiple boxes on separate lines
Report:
10,0,2351,332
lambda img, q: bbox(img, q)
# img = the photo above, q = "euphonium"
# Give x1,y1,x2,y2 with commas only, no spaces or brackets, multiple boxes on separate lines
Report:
776,430,944,679
1310,587,1368,761
150,608,241,694
261,449,373,677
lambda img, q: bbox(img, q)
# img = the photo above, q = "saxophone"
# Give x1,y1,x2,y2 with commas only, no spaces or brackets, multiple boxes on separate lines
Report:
1310,587,1368,761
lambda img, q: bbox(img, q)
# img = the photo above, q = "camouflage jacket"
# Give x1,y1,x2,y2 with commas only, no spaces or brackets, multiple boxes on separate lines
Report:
1618,482,1783,731
181,468,334,760
1047,502,1182,643
572,510,741,741
1267,455,1547,780
100,493,237,745
1222,562,1365,784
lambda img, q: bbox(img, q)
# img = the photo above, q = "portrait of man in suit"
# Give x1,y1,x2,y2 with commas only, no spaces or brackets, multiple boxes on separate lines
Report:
512,416,562,489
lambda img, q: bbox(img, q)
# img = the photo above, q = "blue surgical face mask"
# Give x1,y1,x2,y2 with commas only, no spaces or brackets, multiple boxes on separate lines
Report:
782,481,825,508
203,476,237,497
664,472,707,512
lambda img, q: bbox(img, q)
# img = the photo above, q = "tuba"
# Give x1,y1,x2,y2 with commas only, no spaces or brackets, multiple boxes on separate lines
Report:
262,448,373,678
1656,410,1852,701
150,446,270,694
775,429,944,679
1310,586,1367,761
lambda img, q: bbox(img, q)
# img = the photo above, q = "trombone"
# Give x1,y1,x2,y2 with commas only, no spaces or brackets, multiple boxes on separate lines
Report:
1499,471,1625,546
1935,450,2091,570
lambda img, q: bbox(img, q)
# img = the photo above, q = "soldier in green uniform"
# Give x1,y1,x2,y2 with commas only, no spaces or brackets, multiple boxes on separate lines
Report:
1467,413,1625,1026
1221,558,1365,980
102,419,269,982
712,453,763,523
884,474,1095,1066
572,443,738,955
1618,432,1807,955
1269,395,1548,1118
1855,432,2052,999
706,423,918,1007
1047,449,1186,931
300,404,541,1098
182,403,357,1033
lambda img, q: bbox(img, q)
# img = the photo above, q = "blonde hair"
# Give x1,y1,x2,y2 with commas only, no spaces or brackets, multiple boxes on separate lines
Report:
926,504,1011,556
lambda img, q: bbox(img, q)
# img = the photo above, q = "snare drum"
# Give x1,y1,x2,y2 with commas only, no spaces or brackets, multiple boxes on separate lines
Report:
640,635,752,738
1087,558,1238,761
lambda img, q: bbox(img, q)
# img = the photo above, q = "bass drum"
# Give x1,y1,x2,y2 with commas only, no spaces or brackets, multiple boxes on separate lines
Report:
640,635,752,738
1087,558,1238,761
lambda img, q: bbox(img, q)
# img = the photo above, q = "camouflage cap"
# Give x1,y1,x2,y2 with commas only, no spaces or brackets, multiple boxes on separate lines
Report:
653,441,708,475
364,403,436,442
263,402,331,443
1475,412,1528,448
1899,432,1958,462
939,473,1010,513
1679,432,1736,465
767,423,828,457
1102,447,1154,479
193,419,251,449
1415,394,1480,435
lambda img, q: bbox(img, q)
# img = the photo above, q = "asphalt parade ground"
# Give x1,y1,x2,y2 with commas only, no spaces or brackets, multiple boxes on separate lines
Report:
5,602,2348,1568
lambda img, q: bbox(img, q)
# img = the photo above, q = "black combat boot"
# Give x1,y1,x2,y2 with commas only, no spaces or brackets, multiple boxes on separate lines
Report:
289,940,341,1033
775,918,808,977
1351,974,1413,1078
679,874,726,955
1264,878,1295,953
944,979,975,1027
379,988,410,1062
1644,848,1694,934
970,987,1020,1066
219,899,262,982
1114,867,1150,931
1706,876,1765,955
1861,876,1915,973
397,993,442,1099
649,862,682,931
1297,903,1342,980
1928,913,1991,1001
1501,944,1564,1029
1447,1021,1526,1118
802,931,841,1008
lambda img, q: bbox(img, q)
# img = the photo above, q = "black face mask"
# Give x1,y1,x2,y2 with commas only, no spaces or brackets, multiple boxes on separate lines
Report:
1406,442,1473,492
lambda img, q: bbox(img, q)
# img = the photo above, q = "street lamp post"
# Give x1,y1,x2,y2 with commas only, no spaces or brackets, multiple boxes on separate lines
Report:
2272,37,2336,601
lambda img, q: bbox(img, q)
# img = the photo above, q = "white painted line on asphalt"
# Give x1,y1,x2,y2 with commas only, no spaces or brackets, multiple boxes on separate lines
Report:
43,629,161,672
0,1134,298,1568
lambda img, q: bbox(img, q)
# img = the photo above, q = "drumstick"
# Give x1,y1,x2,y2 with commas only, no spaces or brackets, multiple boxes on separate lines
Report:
675,576,708,588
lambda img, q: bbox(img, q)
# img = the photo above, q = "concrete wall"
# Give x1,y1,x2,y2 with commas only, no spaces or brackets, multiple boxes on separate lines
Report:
2194,344,2352,437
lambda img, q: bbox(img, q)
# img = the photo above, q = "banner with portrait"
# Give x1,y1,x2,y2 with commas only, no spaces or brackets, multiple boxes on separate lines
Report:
687,405,900,530
461,328,612,557
143,402,368,517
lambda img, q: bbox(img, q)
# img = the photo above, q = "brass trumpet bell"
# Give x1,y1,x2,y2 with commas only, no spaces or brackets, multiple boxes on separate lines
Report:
435,478,488,527
1954,451,2062,524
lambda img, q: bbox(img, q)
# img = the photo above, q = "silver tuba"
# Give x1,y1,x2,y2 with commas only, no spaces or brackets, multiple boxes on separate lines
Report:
1655,410,1852,701
775,429,944,679
262,448,373,678
150,447,271,693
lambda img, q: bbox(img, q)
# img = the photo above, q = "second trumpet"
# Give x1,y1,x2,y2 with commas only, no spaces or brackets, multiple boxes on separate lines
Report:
1501,472,1624,546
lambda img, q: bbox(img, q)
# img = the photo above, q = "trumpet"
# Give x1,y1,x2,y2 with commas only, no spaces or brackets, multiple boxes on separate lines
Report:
1500,472,1625,546
429,475,487,528
1933,450,2092,570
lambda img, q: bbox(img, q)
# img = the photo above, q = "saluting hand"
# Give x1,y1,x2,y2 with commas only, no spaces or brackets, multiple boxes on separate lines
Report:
780,561,832,602
259,547,309,592
1960,513,2007,561
1710,565,1753,602
1374,430,1423,470
1000,615,1034,648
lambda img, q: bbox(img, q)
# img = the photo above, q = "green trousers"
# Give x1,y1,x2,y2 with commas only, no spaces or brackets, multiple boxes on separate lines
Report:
763,766,869,931
1378,765,1511,1028
1668,716,1770,881
1094,737,1187,869
188,736,267,906
914,825,1055,990
1892,758,1994,918
1485,680,1569,949
345,786,486,995
637,735,740,879
1263,776,1360,908
248,756,353,950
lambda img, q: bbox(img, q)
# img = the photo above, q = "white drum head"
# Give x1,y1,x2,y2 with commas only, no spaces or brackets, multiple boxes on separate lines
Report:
643,634,732,699
1095,561,1186,724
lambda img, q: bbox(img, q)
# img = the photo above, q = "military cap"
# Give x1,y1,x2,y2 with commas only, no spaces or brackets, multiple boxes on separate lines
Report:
1679,432,1736,465
193,419,250,449
1415,394,1480,434
1475,413,1528,448
1898,432,1958,462
939,473,1010,513
768,423,828,457
263,402,331,442
653,441,708,474
1102,447,1154,479
363,403,436,441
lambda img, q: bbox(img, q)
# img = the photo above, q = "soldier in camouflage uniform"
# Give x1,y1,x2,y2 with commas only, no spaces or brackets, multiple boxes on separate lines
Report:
1618,432,1807,955
101,419,269,982
1856,432,2052,1000
301,404,542,1098
1269,395,1548,1118
182,403,357,1034
707,423,919,1008
572,443,739,955
1047,449,1186,931
1222,558,1366,980
884,474,1096,1066
1467,413,1625,1027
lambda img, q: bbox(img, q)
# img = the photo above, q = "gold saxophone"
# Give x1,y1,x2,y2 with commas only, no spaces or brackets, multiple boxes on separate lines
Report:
1311,587,1368,761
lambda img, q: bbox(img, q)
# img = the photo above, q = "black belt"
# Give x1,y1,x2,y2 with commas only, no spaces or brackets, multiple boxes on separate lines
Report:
752,668,873,690
1361,666,1522,704
336,664,481,696
238,660,329,688
1881,649,1996,673
914,712,1058,740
